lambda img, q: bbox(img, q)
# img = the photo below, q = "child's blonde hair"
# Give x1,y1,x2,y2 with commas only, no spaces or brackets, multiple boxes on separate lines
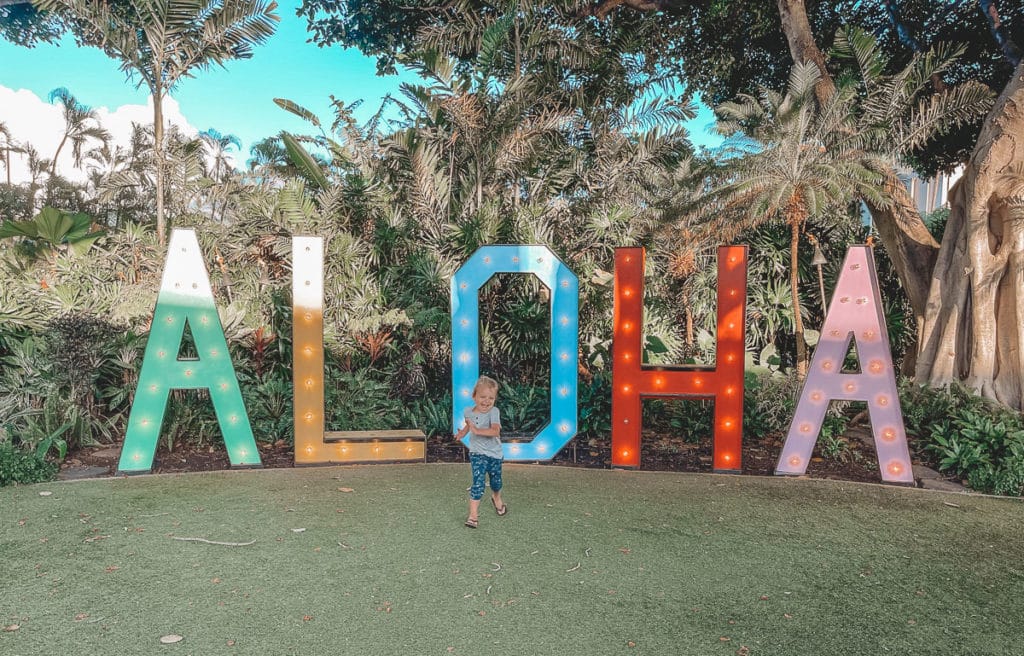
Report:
473,375,499,396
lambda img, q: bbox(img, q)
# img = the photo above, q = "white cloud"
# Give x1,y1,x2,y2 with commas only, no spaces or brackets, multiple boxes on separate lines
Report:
0,85,201,185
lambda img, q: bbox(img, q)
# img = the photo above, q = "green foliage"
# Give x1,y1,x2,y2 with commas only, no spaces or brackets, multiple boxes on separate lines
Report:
902,381,1024,496
0,206,105,257
0,442,58,486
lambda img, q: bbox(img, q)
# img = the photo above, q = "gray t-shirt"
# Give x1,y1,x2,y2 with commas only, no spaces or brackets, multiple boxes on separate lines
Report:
464,406,503,459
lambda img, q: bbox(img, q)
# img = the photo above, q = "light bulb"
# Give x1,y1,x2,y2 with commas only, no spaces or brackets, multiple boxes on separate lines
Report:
788,455,801,467
800,423,812,433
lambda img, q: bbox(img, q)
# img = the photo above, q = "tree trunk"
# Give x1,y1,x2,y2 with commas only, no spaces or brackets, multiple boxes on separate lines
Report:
916,59,1024,409
863,176,940,328
153,85,167,246
790,219,808,379
50,133,69,178
775,0,834,104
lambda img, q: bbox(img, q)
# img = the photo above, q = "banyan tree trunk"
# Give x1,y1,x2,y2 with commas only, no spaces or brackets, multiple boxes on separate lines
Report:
916,60,1024,409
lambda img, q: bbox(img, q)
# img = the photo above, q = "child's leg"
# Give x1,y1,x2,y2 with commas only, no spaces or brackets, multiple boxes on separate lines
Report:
468,454,487,522
487,457,505,511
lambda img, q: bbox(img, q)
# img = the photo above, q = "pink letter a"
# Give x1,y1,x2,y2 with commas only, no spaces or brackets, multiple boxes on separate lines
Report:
776,246,913,484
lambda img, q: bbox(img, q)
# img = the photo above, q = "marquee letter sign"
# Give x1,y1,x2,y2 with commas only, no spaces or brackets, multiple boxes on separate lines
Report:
775,246,913,483
292,236,328,464
451,245,579,460
118,229,260,474
612,246,748,471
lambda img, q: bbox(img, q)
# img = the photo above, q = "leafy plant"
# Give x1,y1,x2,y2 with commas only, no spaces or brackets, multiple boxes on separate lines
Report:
0,206,105,257
904,382,1024,496
0,442,58,486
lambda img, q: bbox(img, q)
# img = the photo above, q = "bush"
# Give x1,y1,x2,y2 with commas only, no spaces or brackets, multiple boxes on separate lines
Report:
901,381,1024,496
0,443,58,486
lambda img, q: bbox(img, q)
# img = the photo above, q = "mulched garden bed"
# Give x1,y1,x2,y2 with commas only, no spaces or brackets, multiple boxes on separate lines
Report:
63,428,892,487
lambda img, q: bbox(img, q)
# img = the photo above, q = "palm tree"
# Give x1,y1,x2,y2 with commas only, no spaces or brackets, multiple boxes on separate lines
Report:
199,128,241,182
0,121,20,186
47,87,110,178
32,0,280,244
699,62,889,378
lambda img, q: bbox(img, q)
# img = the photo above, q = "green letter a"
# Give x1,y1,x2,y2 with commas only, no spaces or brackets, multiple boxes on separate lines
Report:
117,229,260,473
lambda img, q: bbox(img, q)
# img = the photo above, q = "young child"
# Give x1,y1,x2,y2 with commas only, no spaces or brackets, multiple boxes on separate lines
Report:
454,375,507,528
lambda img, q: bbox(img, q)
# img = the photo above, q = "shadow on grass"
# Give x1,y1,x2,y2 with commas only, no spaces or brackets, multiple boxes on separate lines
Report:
2,465,1022,655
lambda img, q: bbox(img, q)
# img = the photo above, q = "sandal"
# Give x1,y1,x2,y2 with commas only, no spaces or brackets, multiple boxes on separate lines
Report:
464,517,478,528
491,497,508,516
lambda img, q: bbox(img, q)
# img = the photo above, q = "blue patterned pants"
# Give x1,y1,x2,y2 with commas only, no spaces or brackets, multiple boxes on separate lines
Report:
469,453,503,501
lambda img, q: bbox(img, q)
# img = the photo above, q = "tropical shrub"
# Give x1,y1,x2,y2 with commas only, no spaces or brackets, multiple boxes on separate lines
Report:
0,442,58,486
902,381,1024,496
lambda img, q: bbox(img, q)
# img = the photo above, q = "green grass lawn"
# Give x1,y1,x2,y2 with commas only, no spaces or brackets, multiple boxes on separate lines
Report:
2,464,1023,655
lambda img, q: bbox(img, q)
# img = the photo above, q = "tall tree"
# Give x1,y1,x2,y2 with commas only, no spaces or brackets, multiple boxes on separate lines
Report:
0,120,19,186
31,0,279,244
699,62,889,377
47,87,110,177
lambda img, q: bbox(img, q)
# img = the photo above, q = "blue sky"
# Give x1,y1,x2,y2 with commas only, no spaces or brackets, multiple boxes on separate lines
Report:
0,0,719,178
0,0,417,156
